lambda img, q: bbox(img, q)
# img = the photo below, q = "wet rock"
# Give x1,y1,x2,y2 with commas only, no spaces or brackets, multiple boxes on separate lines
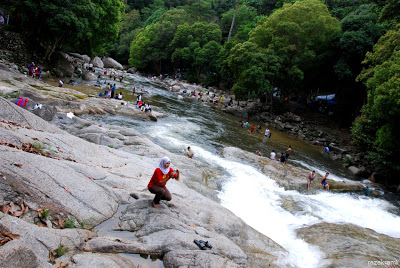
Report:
348,166,366,176
102,57,123,70
274,120,285,130
82,71,97,81
91,56,104,68
126,67,136,74
297,223,400,268
52,52,74,77
31,104,57,121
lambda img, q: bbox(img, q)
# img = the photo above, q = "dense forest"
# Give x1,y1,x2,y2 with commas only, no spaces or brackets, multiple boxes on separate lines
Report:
5,0,400,179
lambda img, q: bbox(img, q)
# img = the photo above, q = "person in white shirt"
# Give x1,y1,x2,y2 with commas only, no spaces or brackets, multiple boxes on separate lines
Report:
270,150,276,160
265,128,270,137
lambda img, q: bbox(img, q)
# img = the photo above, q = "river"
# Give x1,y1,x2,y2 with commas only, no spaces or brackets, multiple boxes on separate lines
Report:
75,73,400,267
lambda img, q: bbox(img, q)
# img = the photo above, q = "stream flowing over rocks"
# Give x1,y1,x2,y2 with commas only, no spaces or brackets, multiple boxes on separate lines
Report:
1,55,400,268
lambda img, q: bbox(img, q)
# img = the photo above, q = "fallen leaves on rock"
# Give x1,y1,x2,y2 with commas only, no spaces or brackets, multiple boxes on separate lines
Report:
0,230,21,246
64,187,72,194
55,261,69,267
65,158,77,162
1,201,28,218
86,176,94,180
13,163,23,168
0,140,51,158
190,224,197,228
113,186,119,189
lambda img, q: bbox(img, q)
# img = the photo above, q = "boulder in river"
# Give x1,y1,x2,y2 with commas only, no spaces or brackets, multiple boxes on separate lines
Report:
102,57,123,70
91,56,104,68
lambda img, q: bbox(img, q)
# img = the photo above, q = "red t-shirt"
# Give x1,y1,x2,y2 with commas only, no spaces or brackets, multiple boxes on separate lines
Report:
148,167,174,189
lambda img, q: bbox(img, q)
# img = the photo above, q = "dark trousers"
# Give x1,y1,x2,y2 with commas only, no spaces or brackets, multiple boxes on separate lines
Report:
149,185,172,204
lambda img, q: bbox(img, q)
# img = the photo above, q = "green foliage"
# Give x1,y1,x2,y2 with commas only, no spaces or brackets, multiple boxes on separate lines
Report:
141,0,167,26
228,41,280,100
14,0,124,59
183,0,216,22
249,0,340,95
64,219,76,228
0,90,19,99
54,245,67,257
243,0,280,16
170,22,222,76
352,27,400,172
378,0,400,28
219,5,257,38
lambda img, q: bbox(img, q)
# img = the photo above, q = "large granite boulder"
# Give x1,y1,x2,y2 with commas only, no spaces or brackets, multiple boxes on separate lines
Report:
82,71,97,81
91,56,104,68
51,52,74,77
102,57,123,70
297,223,400,268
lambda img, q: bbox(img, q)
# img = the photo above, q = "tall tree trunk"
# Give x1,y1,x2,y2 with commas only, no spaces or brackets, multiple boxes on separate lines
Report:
227,0,240,42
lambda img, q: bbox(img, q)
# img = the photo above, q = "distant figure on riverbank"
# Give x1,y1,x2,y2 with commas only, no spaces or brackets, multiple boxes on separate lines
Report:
256,150,261,156
324,146,330,154
279,152,286,165
285,145,292,159
270,150,276,160
265,128,271,138
363,185,370,196
307,170,316,190
58,80,63,87
148,157,179,208
185,147,194,158
257,125,262,133
116,92,122,100
251,125,255,132
137,94,142,104
320,172,329,190
28,62,35,77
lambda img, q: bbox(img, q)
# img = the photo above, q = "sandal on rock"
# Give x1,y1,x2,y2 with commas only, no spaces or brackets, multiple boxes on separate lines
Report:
199,240,212,249
194,239,206,250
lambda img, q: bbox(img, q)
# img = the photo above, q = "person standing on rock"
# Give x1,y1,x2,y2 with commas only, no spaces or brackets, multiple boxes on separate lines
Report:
285,145,292,159
320,172,330,190
148,157,180,208
307,170,316,190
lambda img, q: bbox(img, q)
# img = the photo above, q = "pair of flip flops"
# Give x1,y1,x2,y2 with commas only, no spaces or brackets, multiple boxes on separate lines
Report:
193,239,212,250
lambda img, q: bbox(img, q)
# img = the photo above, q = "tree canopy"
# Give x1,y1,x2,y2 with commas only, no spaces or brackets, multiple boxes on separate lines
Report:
352,26,400,173
15,0,124,60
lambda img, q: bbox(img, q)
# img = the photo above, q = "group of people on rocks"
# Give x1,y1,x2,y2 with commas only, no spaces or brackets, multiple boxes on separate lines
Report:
307,171,330,191
27,62,42,79
102,83,122,99
136,93,151,112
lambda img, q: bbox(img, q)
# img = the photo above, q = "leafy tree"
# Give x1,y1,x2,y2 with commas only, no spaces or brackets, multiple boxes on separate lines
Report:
212,0,236,17
126,0,152,11
352,27,400,175
15,0,124,60
228,41,280,100
170,22,222,73
109,9,142,63
183,0,216,22
141,0,167,26
243,0,279,16
193,41,222,82
249,0,340,96
129,21,177,73
378,0,400,29
220,5,257,39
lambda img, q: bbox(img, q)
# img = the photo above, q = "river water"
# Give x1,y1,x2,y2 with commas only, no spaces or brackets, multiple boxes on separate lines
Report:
76,73,400,267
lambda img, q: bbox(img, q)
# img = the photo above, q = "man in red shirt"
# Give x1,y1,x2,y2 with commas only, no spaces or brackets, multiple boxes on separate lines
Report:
148,157,180,208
